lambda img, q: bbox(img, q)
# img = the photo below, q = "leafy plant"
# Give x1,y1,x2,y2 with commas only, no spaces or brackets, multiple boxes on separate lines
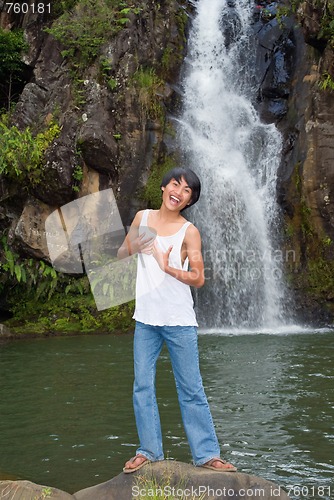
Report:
0,236,59,300
0,234,135,335
0,29,27,78
51,0,79,19
72,164,84,192
89,255,137,307
99,56,118,91
0,114,61,186
319,71,334,91
0,28,28,111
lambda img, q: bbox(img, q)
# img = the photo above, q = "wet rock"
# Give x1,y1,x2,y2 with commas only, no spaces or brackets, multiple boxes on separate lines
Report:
252,6,295,123
73,461,291,500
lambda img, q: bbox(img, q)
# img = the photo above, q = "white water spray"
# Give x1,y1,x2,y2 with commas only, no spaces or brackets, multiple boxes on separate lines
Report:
179,0,286,328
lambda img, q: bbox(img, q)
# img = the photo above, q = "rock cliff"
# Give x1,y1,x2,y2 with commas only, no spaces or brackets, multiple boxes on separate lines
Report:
1,0,334,325
277,1,334,323
0,0,188,256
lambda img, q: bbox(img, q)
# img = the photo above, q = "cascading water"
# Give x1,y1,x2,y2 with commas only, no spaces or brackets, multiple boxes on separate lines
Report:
178,0,286,329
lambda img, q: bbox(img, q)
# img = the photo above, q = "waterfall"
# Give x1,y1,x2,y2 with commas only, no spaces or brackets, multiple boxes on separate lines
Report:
178,0,286,329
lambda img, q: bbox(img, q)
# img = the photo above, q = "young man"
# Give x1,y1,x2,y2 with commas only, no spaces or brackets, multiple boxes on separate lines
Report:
118,167,236,473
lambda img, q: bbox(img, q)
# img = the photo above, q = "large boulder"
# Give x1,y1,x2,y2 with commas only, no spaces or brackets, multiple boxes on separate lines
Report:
0,480,73,500
74,461,291,500
13,197,55,260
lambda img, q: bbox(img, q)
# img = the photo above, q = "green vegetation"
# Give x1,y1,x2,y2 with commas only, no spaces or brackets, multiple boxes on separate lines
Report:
45,0,143,107
132,66,165,120
37,486,53,499
0,236,60,301
6,292,135,336
72,164,84,192
317,0,334,46
45,0,142,70
0,28,28,111
143,157,177,209
284,162,334,310
134,470,206,500
161,47,174,75
300,201,313,238
51,0,79,19
0,114,61,187
307,255,334,296
277,0,334,46
0,235,134,336
319,71,334,91
175,7,188,44
99,56,118,91
0,28,28,81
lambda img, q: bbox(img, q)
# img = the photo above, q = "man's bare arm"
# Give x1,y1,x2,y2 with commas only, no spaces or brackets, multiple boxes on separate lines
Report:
117,211,154,259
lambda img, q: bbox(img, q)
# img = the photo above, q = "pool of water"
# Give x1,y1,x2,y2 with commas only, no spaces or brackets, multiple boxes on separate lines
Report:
0,330,333,497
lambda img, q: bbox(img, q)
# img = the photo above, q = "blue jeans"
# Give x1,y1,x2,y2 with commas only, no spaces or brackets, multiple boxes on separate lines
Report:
133,321,221,465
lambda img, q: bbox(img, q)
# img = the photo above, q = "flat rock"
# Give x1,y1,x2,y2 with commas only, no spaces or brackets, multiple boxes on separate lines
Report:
74,460,290,499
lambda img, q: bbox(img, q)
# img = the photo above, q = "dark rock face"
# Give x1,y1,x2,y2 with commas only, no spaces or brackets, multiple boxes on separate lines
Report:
250,1,334,324
252,3,296,123
0,0,188,261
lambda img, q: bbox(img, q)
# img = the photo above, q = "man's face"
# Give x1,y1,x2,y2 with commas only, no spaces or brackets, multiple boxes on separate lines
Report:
162,177,193,211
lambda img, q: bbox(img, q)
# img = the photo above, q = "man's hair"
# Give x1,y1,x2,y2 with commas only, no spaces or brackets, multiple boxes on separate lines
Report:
160,167,201,209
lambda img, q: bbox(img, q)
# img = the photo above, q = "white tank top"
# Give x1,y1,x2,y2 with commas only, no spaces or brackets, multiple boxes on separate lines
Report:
133,209,198,326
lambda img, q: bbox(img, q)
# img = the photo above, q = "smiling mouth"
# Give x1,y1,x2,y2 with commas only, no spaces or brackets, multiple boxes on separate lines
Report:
170,195,181,205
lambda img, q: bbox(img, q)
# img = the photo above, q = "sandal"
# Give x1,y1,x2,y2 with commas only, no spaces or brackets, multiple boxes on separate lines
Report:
123,454,151,473
201,457,237,472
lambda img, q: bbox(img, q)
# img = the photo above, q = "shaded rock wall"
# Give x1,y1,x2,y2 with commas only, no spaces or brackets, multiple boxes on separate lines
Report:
251,1,334,324
0,0,188,260
276,3,334,323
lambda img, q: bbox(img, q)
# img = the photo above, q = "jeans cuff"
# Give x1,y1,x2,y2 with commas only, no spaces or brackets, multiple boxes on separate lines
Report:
136,450,164,462
194,455,221,466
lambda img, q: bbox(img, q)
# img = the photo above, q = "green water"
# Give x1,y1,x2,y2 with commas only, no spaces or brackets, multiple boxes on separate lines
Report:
0,330,333,498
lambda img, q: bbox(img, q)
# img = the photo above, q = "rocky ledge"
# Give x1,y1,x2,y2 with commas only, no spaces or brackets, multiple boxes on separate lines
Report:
0,461,291,499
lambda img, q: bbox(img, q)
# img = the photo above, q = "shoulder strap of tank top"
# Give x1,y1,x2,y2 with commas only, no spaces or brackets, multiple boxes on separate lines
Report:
179,221,192,239
140,209,150,227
